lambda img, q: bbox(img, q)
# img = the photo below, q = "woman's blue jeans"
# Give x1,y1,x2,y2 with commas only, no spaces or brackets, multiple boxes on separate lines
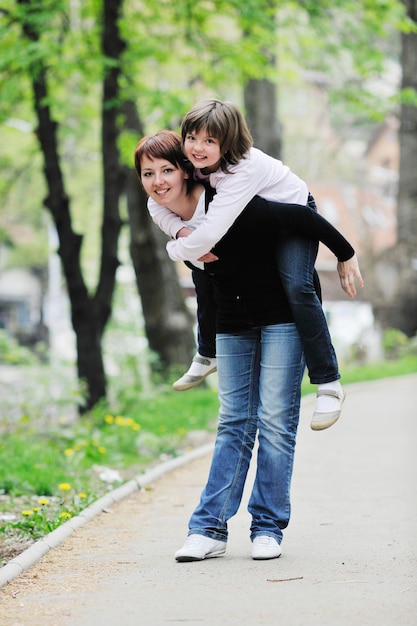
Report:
187,323,305,545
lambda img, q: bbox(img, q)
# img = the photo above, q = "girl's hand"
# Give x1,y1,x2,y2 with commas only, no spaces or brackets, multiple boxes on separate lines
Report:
337,253,364,298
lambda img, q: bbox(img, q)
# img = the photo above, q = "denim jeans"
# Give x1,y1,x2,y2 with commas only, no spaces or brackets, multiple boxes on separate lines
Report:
275,194,340,384
187,323,305,545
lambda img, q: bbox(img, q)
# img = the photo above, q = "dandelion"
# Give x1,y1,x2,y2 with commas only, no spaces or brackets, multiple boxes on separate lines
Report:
115,415,126,426
38,497,50,505
104,414,114,424
97,446,106,455
22,510,33,516
77,492,87,499
32,507,39,512
59,512,72,520
131,423,141,432
59,483,72,491
64,448,75,457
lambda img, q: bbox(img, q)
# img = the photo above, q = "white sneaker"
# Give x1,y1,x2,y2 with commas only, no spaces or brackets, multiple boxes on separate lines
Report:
251,536,282,560
172,354,217,391
175,534,226,562
311,389,346,431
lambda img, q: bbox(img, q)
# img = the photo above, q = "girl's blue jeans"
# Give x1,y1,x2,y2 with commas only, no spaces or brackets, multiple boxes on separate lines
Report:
275,193,339,384
187,323,305,544
192,194,340,384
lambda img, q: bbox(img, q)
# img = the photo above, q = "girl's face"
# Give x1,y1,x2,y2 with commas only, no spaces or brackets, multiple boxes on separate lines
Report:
183,129,222,173
140,155,189,206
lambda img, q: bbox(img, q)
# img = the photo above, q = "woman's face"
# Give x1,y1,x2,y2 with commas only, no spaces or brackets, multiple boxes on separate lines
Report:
183,128,222,173
140,155,189,206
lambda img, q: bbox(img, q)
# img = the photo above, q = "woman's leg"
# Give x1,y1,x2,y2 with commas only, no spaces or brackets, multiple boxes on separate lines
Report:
186,329,260,540
248,323,304,544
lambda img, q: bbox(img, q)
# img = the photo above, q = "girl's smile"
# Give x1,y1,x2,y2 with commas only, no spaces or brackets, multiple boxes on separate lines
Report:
183,129,222,173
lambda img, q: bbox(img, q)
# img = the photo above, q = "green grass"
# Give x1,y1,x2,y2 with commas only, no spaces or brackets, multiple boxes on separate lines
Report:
302,353,417,395
1,354,416,557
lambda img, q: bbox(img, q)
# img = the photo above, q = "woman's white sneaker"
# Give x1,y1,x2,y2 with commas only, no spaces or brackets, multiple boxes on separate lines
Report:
175,534,226,561
251,536,282,560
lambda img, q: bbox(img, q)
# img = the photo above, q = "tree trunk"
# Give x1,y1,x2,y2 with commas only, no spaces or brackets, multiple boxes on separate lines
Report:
244,78,282,158
398,1,417,251
18,0,126,411
372,0,417,336
123,103,196,371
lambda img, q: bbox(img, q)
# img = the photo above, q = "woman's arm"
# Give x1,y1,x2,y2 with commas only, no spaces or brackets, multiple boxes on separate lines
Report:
147,197,185,239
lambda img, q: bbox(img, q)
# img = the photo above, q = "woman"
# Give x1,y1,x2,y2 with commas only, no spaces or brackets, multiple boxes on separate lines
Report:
135,131,362,559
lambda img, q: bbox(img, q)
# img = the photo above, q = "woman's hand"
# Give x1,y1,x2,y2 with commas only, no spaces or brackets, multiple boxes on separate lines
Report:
176,226,193,238
197,252,219,263
337,253,364,298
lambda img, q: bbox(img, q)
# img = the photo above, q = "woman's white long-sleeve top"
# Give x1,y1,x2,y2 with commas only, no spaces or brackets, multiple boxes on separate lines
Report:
147,147,308,263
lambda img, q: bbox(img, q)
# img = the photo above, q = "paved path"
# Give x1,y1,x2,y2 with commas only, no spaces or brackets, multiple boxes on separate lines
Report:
1,375,416,625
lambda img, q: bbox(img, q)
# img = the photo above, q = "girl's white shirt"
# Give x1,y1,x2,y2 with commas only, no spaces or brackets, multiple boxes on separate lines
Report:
147,147,308,263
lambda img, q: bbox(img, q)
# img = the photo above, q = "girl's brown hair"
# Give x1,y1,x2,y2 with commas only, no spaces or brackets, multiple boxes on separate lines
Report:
181,99,253,172
134,130,194,190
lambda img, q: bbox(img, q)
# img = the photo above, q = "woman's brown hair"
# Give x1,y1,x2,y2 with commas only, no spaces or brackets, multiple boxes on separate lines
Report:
134,130,194,191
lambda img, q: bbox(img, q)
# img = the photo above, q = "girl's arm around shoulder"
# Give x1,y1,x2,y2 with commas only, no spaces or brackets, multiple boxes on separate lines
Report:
166,157,274,262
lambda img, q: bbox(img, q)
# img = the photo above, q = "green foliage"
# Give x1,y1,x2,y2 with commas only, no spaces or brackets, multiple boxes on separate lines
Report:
0,0,414,419
0,329,38,365
398,87,417,107
0,379,219,550
0,434,86,496
382,327,409,359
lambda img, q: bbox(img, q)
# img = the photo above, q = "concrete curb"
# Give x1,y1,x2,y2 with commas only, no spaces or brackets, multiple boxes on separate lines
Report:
0,441,214,589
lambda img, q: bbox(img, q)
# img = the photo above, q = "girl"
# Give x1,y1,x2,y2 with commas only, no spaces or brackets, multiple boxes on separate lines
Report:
135,126,363,430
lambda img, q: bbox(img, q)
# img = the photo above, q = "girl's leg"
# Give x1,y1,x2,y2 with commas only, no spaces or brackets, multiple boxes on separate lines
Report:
275,197,345,428
275,230,339,384
172,270,217,391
